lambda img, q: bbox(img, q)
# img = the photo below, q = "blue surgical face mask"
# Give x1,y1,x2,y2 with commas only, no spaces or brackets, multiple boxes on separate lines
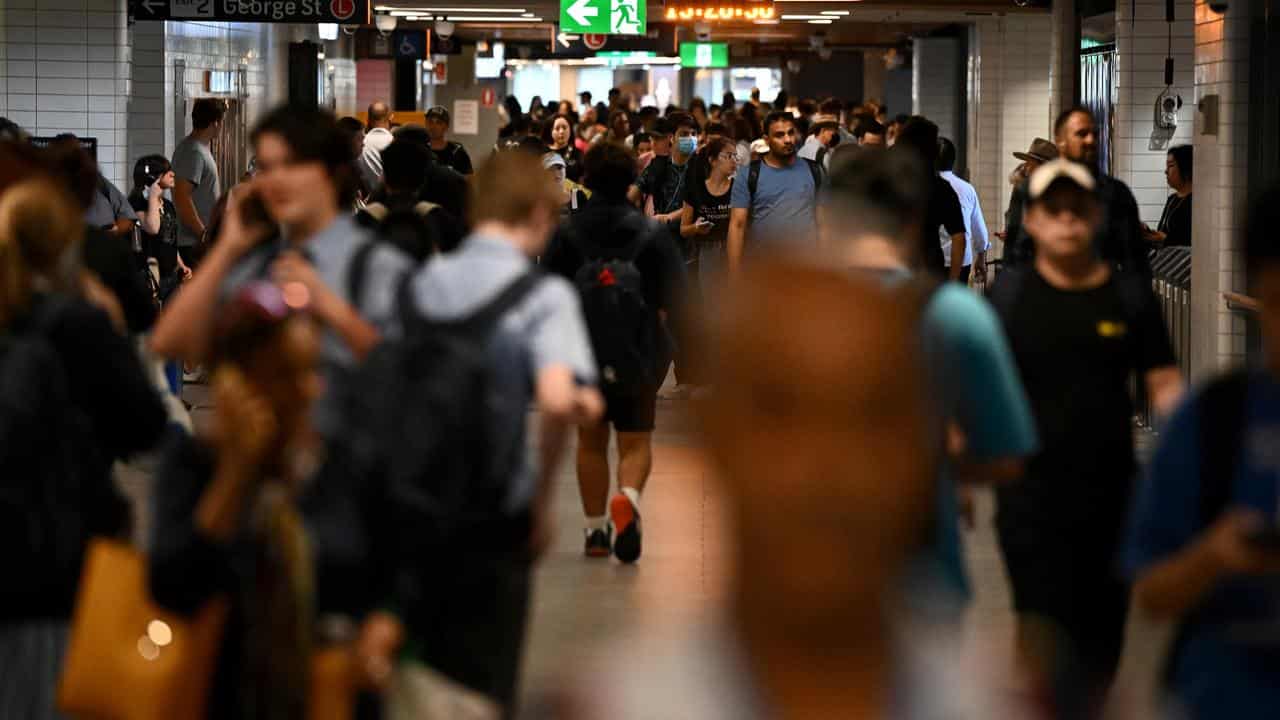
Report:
677,136,697,156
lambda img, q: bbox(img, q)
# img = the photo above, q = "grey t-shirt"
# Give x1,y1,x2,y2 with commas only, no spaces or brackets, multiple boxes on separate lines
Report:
221,215,412,436
409,234,597,512
172,135,221,247
84,175,133,229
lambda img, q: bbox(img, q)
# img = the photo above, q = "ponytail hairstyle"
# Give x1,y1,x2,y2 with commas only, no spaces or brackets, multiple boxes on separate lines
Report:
0,179,84,329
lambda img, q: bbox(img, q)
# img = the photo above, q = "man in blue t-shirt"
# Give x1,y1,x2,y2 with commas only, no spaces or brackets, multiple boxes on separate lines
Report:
1124,185,1280,720
727,111,820,272
822,146,1039,607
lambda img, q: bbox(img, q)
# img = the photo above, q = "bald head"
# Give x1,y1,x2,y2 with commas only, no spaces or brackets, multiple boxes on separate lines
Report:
368,101,391,128
701,261,936,633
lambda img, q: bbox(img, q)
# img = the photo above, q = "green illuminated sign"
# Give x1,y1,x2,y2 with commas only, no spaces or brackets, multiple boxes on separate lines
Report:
679,42,729,68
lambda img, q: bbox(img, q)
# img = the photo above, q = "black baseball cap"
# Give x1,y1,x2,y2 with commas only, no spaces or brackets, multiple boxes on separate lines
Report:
425,106,450,124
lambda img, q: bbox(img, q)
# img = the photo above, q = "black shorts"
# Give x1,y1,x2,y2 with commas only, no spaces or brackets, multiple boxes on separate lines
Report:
602,388,658,433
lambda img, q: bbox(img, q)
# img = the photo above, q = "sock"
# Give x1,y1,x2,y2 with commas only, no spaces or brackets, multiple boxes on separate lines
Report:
585,515,607,531
621,487,642,509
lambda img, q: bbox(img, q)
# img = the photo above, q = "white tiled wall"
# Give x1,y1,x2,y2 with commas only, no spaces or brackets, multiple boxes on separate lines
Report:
1,0,132,189
913,37,961,152
967,14,1055,256
1113,0,1195,226
1188,0,1250,376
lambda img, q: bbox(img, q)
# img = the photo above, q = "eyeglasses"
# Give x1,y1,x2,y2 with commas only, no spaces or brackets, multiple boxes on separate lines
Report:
717,153,736,161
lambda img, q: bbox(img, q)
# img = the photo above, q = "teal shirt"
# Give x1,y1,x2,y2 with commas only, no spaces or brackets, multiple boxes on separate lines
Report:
914,282,1039,601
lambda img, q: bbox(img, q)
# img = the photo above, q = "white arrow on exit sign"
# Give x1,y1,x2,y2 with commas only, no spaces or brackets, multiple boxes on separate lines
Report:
566,0,598,27
141,0,165,13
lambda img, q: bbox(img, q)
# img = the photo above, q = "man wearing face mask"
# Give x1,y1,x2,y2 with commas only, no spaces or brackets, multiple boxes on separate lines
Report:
628,113,700,241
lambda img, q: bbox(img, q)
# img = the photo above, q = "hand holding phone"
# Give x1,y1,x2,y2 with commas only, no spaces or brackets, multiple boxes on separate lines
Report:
695,217,713,234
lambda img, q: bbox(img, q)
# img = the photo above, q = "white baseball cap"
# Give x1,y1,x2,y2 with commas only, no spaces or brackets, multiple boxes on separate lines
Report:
1028,159,1096,200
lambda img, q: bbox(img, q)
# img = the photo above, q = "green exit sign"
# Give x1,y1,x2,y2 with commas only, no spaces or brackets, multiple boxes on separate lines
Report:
679,42,729,68
560,0,646,35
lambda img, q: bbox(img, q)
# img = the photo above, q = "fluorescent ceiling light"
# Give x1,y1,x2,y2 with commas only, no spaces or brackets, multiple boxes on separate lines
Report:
820,9,849,14
807,18,833,23
781,14,831,19
446,15,542,21
405,14,418,20
521,12,535,16
393,7,527,12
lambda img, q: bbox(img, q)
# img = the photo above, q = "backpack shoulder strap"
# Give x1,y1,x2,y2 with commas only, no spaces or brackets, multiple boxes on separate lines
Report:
747,158,762,205
804,158,823,199
454,270,544,335
346,240,378,309
1196,368,1252,523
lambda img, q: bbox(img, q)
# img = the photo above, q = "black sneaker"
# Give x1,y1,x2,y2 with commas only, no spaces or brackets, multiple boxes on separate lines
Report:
584,527,612,558
609,493,642,564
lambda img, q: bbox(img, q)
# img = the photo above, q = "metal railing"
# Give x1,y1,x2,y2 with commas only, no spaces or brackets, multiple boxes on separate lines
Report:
1138,247,1193,428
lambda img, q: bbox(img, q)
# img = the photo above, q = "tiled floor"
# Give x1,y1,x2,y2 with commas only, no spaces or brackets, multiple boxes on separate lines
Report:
517,401,1171,718
120,384,1170,717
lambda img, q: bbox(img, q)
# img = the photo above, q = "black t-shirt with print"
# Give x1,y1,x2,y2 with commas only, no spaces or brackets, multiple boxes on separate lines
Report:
989,267,1175,526
687,177,733,251
128,188,181,278
554,144,585,183
635,156,692,216
430,141,474,175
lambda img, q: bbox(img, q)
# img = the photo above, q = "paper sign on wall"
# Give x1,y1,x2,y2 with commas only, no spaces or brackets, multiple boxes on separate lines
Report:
453,100,479,136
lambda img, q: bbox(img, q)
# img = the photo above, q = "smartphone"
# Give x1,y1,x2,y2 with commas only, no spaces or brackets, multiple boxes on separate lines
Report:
1245,525,1280,551
238,189,272,231
696,218,713,229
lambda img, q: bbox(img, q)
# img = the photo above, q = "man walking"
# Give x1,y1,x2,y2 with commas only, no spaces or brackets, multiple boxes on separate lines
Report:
360,101,395,191
424,105,474,176
543,142,686,564
172,98,225,260
628,113,699,239
727,111,822,272
989,159,1182,717
937,138,991,284
797,113,840,170
1003,107,1149,276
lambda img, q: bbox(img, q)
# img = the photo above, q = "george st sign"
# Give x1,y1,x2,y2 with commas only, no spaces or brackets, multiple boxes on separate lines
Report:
559,0,645,35
130,0,370,23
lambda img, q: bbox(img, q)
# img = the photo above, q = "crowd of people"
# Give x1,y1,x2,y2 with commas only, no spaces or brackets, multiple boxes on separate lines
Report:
0,81,1275,720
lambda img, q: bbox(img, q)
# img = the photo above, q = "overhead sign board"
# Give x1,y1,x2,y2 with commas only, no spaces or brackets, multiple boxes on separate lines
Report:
559,0,645,36
679,42,729,68
130,0,370,24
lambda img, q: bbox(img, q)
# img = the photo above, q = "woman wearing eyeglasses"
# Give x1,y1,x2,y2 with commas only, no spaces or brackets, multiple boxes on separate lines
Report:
677,137,738,390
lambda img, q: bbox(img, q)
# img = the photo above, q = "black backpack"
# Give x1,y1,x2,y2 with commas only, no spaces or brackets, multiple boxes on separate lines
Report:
0,297,103,612
362,200,442,264
1161,369,1251,684
571,214,660,394
335,270,544,556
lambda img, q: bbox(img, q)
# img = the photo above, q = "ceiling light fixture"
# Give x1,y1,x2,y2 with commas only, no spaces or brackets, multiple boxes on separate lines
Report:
445,15,543,21
521,12,535,17
820,9,849,14
395,7,528,12
807,18,833,23
781,14,832,19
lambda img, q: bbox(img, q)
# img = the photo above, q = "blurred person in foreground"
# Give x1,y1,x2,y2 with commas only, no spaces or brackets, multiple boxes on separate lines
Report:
355,150,602,720
150,281,388,719
47,140,158,335
989,160,1182,718
822,147,1037,615
558,261,1035,719
1124,185,1280,720
151,105,411,439
0,175,165,718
